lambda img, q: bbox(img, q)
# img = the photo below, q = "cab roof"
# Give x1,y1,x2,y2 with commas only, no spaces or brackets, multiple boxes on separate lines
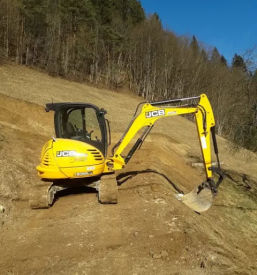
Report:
45,103,102,113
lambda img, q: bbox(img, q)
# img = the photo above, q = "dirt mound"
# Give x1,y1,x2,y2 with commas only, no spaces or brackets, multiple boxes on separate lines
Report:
0,62,257,275
0,94,52,202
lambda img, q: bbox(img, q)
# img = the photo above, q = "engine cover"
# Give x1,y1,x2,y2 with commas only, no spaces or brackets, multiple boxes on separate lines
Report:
37,139,105,179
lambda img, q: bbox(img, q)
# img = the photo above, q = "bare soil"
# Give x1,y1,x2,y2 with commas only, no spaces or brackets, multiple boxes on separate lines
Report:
0,62,257,275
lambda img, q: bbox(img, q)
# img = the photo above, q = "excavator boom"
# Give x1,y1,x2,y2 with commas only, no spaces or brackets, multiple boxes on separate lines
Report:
108,94,224,212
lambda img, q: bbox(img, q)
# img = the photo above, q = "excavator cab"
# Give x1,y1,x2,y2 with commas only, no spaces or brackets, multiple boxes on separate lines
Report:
46,103,109,156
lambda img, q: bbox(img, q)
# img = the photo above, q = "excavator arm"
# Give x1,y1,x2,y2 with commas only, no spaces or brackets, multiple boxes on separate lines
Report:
107,94,225,212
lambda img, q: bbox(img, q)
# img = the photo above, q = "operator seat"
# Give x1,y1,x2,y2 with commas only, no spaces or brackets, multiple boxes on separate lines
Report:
65,122,76,138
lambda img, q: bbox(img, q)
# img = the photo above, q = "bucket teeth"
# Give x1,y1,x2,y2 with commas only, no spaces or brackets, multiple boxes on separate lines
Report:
175,185,213,213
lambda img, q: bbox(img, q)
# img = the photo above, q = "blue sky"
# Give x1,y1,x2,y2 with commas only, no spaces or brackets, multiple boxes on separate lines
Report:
140,0,257,63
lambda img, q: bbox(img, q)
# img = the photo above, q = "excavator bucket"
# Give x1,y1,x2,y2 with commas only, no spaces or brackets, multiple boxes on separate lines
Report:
175,184,213,213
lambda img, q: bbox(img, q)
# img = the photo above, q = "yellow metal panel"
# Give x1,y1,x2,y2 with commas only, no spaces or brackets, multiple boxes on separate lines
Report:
194,94,215,179
37,138,105,179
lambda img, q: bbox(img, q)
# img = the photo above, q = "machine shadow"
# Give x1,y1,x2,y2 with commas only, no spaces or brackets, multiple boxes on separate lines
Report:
53,169,184,204
116,169,184,194
57,186,97,198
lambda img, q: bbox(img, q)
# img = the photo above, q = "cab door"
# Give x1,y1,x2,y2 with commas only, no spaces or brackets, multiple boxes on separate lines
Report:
54,104,108,156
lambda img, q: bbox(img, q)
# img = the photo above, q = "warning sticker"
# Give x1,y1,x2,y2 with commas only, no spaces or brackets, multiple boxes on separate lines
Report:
201,136,207,149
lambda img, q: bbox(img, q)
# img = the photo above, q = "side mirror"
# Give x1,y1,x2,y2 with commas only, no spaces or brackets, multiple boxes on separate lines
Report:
100,108,107,115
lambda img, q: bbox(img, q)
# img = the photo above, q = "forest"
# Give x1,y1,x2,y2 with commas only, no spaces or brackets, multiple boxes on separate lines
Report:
0,0,256,151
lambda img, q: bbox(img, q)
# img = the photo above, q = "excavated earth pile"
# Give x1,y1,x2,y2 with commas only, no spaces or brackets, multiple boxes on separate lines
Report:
0,62,257,275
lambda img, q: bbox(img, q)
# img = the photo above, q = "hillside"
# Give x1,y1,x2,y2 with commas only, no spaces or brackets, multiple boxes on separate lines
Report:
0,62,257,275
1,0,257,151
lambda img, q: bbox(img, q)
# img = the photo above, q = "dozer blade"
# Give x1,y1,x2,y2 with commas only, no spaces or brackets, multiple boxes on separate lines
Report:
175,185,213,213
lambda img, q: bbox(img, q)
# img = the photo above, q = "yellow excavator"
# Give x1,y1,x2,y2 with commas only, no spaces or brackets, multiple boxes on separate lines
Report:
29,94,224,212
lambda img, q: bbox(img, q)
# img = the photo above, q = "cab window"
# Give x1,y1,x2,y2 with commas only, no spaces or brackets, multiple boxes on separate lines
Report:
57,106,103,146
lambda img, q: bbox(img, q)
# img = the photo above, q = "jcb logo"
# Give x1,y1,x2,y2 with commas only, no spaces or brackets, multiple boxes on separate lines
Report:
145,109,165,118
56,150,76,157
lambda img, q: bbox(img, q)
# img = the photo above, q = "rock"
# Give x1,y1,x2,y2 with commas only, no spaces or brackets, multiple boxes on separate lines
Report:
200,261,205,268
152,253,162,259
134,231,139,237
150,250,169,259
0,206,5,213
148,235,154,238
161,250,169,258
0,134,4,141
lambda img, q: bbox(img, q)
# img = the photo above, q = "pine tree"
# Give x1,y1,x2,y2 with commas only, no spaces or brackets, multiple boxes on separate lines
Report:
210,47,220,63
90,0,113,25
220,55,227,66
20,0,48,37
190,35,199,55
232,54,246,71
151,12,161,25
129,0,145,24
200,49,208,61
